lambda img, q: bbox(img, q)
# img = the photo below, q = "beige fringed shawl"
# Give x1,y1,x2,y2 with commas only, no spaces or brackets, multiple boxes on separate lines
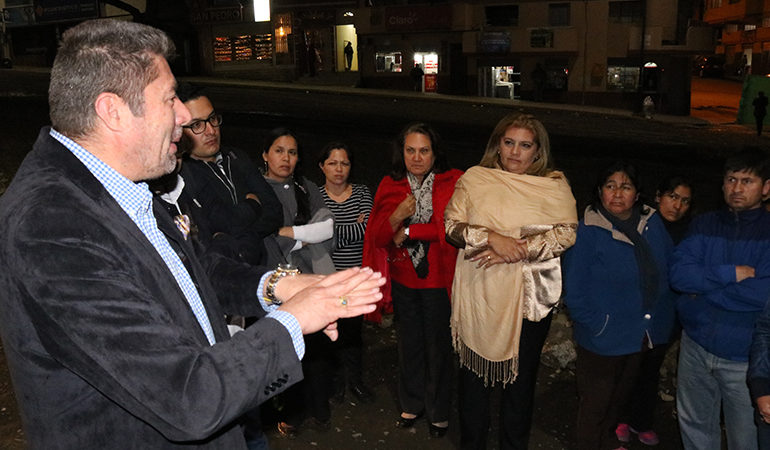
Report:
445,166,577,385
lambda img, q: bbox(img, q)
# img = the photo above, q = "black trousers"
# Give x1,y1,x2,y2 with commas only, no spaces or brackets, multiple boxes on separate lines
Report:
459,313,553,450
575,346,643,450
333,316,364,387
391,281,452,423
279,331,333,425
620,342,670,431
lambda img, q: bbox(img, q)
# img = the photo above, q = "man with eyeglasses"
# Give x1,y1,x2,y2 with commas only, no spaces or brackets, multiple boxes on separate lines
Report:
671,149,770,450
178,82,282,266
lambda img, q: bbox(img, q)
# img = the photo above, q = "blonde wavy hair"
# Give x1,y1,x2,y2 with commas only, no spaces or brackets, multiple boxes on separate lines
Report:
478,113,553,177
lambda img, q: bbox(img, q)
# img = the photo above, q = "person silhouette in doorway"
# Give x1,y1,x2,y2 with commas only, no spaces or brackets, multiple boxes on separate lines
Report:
754,91,768,136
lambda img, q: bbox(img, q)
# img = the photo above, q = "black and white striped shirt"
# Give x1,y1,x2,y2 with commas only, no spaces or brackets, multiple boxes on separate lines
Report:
320,184,373,270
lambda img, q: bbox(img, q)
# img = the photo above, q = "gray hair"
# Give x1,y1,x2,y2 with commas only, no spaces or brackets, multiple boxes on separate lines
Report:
49,19,175,138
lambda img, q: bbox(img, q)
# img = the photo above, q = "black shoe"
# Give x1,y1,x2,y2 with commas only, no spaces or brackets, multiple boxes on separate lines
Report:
350,384,374,403
429,423,448,438
395,412,423,429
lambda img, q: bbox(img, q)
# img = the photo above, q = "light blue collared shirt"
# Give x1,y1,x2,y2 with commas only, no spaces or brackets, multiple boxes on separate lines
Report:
51,129,304,358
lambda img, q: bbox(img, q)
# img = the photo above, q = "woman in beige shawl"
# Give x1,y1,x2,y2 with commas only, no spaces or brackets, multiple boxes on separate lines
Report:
445,113,577,449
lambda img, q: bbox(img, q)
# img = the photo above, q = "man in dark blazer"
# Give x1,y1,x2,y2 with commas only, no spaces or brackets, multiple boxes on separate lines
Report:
177,83,283,266
0,19,383,449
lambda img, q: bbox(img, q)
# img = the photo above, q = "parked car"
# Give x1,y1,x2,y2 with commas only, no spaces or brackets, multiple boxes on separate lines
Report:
694,55,725,78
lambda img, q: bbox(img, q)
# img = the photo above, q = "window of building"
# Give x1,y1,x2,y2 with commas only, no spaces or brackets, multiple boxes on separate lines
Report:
549,3,570,27
725,23,739,32
763,17,770,28
274,13,292,54
530,29,554,48
213,34,273,62
745,24,757,31
607,65,639,91
609,1,643,24
706,0,722,8
485,5,519,27
376,52,402,72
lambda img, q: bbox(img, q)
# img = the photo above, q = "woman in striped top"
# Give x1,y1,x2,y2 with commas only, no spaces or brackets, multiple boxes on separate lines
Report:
318,141,375,403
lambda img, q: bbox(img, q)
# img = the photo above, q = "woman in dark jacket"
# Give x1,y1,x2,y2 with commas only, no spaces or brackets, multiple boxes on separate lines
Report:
615,175,693,446
563,161,676,450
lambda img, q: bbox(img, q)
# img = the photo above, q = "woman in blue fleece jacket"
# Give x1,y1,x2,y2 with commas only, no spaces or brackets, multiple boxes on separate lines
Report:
563,161,675,450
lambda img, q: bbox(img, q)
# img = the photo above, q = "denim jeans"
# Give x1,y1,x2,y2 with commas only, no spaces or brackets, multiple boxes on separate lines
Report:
677,331,758,450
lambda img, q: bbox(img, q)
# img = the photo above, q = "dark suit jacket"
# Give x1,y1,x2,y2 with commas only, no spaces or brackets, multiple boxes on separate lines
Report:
0,128,303,449
181,147,283,239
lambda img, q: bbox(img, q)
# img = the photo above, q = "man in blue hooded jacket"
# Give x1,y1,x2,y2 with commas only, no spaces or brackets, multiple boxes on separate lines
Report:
672,149,770,450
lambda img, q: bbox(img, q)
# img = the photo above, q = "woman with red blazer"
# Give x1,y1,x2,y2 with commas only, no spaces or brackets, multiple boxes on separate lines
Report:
363,123,462,438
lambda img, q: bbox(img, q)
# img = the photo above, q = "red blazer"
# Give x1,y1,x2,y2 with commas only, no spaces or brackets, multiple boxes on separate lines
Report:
362,169,463,322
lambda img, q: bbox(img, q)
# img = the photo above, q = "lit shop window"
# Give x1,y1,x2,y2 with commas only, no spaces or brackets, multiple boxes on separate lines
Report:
214,34,273,62
275,13,292,54
606,66,639,91
376,52,402,72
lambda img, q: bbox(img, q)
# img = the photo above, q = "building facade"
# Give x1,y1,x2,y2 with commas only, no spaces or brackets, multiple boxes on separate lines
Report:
352,0,713,114
703,0,770,77
2,0,714,113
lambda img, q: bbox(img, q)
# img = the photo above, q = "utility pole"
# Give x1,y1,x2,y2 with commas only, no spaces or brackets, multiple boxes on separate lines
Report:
638,0,648,112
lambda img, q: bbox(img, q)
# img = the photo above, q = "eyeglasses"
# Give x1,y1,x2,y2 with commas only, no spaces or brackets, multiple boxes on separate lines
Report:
183,113,223,135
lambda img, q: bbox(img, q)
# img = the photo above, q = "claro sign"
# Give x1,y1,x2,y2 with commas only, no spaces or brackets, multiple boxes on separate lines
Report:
384,6,452,32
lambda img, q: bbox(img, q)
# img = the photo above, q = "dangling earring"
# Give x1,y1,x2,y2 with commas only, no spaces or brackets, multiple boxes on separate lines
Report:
263,159,268,174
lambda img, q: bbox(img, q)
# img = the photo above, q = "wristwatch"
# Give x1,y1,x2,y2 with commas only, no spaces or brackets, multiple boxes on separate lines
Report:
264,263,300,306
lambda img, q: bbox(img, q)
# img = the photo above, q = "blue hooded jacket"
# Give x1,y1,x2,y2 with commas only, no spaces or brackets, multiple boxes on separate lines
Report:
672,207,770,362
563,206,676,356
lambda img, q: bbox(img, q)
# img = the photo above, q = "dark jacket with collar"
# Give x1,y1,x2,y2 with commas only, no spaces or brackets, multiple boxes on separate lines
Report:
563,205,676,356
181,146,283,239
0,128,302,449
672,206,770,362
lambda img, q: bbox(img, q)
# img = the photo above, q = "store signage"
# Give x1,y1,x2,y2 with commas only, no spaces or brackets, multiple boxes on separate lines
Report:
191,6,243,25
6,0,98,24
384,6,451,32
424,73,437,92
480,32,511,53
3,2,35,27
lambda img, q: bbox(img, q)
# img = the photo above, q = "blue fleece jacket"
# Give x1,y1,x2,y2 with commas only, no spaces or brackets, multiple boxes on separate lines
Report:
563,206,676,356
671,207,770,362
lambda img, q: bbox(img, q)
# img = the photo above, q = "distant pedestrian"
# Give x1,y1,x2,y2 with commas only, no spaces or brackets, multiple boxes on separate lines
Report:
754,91,768,136
531,63,546,102
410,64,424,92
344,42,354,71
